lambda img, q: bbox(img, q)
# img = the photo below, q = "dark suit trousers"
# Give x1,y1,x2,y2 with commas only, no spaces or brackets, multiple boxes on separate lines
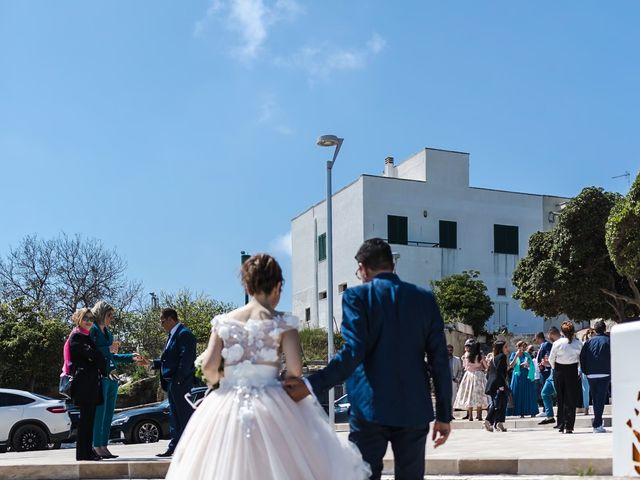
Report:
553,363,580,430
486,389,508,425
167,380,194,451
349,415,428,480
76,403,97,460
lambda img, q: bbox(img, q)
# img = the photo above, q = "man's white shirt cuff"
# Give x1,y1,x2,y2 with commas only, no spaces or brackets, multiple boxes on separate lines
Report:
303,378,316,398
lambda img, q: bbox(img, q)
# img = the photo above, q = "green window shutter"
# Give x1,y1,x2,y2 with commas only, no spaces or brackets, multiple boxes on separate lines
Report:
494,225,519,254
318,233,327,262
387,215,408,245
439,220,457,249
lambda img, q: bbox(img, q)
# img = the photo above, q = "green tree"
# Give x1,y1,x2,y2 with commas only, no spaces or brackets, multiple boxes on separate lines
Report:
111,290,235,381
605,171,640,314
431,271,494,335
161,290,235,347
0,298,69,395
513,187,633,322
298,328,344,365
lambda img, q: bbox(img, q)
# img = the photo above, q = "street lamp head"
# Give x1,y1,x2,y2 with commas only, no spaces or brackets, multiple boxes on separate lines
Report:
317,135,343,147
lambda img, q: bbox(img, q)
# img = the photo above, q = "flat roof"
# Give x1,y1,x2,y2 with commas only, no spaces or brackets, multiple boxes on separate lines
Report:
291,174,571,221
423,146,470,155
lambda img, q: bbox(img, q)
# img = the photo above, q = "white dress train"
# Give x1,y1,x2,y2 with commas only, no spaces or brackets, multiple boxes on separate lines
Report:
164,314,370,480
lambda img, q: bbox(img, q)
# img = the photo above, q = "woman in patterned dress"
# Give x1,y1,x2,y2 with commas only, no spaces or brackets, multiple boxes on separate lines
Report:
454,341,489,421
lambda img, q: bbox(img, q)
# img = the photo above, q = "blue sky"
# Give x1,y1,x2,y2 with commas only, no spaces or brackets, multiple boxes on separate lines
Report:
1,1,639,310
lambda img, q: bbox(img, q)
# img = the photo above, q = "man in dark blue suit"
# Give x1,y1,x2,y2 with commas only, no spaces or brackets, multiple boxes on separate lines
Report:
285,238,451,480
142,308,197,457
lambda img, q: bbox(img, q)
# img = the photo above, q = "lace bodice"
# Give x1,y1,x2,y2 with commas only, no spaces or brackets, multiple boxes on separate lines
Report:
211,313,299,367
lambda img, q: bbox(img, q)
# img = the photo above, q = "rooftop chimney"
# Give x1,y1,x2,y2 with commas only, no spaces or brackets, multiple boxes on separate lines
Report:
384,157,396,177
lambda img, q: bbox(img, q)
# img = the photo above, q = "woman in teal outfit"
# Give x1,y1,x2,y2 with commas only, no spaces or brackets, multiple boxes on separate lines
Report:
90,301,141,459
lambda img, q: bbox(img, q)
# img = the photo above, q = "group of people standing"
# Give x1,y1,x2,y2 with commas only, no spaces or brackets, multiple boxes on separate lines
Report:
449,319,611,435
537,320,611,434
61,303,141,461
61,302,198,461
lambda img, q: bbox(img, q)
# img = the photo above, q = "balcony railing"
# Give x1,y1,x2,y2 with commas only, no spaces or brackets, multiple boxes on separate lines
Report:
383,239,440,248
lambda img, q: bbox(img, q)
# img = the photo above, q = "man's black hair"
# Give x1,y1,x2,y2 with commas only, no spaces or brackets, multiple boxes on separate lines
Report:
355,238,394,271
593,320,606,334
161,307,179,323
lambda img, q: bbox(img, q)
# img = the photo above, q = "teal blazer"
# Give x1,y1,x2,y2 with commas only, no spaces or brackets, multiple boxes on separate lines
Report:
89,324,134,374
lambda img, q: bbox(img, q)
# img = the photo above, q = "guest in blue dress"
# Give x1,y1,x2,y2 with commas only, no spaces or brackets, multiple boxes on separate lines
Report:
507,340,539,417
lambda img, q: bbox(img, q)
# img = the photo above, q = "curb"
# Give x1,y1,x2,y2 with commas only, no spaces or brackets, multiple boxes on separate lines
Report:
0,457,612,479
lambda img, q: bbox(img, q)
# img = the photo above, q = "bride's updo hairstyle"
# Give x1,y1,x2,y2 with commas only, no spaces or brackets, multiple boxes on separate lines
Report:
241,253,284,296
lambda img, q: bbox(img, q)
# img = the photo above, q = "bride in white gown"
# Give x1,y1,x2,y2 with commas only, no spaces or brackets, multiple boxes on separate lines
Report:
165,254,370,480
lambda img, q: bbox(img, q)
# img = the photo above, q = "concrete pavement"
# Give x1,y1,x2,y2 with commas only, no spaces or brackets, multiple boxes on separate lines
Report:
0,422,613,479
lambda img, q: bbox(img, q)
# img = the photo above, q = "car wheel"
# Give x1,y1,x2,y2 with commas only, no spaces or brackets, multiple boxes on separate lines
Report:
12,425,48,452
133,421,160,443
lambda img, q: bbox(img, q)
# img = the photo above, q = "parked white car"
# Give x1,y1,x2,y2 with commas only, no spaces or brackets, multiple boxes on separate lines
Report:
0,388,71,452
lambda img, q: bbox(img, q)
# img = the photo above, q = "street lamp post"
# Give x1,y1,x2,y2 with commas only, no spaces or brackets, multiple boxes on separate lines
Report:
316,134,343,426
241,251,251,305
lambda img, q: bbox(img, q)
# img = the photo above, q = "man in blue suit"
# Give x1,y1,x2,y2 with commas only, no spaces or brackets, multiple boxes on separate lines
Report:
285,238,451,480
142,308,197,457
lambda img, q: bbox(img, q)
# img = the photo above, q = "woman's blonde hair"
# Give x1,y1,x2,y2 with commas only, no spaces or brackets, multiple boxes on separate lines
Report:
92,301,114,326
71,308,94,327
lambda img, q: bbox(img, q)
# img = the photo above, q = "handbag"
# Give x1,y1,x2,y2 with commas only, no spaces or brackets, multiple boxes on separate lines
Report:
58,374,73,398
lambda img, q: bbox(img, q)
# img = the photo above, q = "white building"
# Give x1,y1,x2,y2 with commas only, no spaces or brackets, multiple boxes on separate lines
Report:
291,147,570,334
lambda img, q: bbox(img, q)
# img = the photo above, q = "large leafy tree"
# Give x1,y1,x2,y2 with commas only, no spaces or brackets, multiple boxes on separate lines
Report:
0,298,69,395
605,171,640,313
431,270,494,335
513,187,634,322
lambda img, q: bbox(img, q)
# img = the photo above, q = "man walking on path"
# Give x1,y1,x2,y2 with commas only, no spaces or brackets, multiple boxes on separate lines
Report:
579,320,611,433
538,327,560,425
285,238,452,480
535,331,552,415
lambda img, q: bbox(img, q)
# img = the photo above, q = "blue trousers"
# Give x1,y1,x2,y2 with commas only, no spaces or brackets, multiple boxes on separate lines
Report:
93,377,119,447
587,376,610,428
541,375,556,418
167,380,194,451
349,415,428,480
580,372,590,408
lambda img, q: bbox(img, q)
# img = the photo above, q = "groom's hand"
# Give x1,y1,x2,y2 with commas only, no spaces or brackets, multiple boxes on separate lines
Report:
432,421,451,448
282,378,311,402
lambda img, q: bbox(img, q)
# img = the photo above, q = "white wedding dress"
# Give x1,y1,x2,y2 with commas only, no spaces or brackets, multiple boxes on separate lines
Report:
165,313,370,480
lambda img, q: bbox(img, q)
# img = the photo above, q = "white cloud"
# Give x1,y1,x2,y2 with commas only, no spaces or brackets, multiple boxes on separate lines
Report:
275,33,386,83
258,95,294,135
367,33,387,55
270,231,292,257
194,0,302,61
194,0,224,38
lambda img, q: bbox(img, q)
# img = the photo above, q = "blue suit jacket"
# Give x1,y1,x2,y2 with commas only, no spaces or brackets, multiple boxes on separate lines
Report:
536,340,552,375
579,334,611,376
308,273,452,427
153,323,197,391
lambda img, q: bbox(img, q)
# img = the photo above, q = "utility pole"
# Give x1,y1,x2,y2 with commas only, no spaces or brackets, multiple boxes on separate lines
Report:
241,251,251,305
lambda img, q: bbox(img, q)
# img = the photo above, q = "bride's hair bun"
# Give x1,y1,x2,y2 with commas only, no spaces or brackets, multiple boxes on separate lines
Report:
241,253,284,296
